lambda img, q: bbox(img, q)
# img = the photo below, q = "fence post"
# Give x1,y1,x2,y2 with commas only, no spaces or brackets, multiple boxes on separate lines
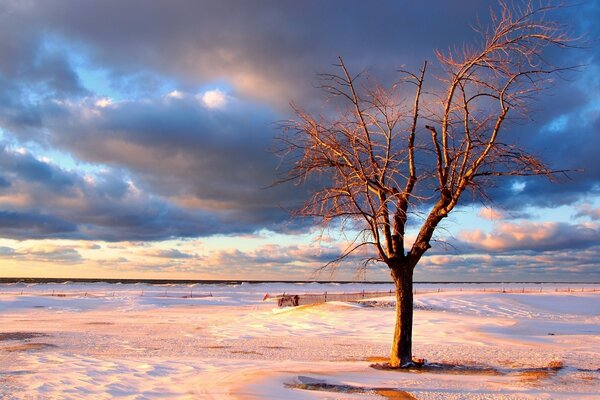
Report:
324,291,327,302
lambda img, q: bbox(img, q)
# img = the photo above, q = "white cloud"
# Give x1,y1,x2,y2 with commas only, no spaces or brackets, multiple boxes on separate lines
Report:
511,181,526,193
167,90,183,99
95,97,113,108
478,207,505,221
200,89,227,109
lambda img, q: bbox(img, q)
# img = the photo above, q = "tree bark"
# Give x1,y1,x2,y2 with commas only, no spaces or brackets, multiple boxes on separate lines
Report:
389,263,414,367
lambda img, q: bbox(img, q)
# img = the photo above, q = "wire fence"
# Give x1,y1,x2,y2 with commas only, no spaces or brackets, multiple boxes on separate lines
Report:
0,286,598,305
265,286,600,307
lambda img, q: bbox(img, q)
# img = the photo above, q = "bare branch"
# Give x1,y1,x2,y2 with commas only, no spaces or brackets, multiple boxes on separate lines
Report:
275,0,577,276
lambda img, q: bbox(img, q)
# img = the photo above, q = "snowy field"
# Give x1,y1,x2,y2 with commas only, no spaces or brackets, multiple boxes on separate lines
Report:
0,282,598,399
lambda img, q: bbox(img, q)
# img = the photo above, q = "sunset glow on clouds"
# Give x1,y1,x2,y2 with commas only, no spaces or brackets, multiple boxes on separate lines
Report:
200,89,228,109
0,1,599,281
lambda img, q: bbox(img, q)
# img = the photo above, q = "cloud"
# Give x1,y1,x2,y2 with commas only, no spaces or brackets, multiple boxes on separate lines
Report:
477,208,505,221
204,242,341,269
94,97,112,108
0,210,78,239
146,249,197,259
0,244,83,264
0,141,312,241
0,145,226,241
200,89,227,109
457,221,600,253
575,204,600,221
8,0,500,105
24,246,83,264
416,247,600,282
0,246,15,256
166,90,183,99
0,0,598,252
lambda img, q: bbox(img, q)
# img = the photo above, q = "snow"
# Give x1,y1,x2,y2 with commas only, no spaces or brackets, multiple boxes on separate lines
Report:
0,282,598,399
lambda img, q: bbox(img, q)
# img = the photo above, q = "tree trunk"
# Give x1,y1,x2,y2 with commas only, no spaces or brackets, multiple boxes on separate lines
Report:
389,264,414,367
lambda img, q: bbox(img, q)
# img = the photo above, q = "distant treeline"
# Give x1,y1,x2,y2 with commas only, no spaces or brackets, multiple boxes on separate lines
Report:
0,278,597,285
0,277,388,285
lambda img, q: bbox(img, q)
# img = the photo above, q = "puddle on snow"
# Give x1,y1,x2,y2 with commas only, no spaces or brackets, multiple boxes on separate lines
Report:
3,343,57,352
286,376,418,399
0,332,48,341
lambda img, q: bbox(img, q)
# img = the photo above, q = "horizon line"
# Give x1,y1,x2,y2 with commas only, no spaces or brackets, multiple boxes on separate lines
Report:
1,277,598,285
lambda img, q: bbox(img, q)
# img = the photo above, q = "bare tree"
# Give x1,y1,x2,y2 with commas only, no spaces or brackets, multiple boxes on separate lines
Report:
278,1,574,367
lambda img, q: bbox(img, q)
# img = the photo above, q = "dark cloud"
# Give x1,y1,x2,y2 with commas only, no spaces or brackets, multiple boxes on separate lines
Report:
417,246,600,282
0,146,223,241
0,143,309,241
0,175,10,188
0,0,598,245
455,221,600,254
44,95,291,206
148,249,197,259
410,218,600,281
0,210,78,239
12,0,491,104
0,146,75,191
574,205,600,220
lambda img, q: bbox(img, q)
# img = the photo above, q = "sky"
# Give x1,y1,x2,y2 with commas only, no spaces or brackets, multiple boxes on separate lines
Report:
0,0,599,282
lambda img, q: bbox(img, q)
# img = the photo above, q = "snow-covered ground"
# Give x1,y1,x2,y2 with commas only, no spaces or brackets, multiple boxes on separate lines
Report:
0,282,598,399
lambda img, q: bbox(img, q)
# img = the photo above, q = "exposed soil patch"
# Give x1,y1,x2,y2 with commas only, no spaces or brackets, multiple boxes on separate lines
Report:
0,332,48,341
366,356,389,363
3,343,57,352
371,360,578,384
230,350,263,355
286,376,418,399
375,389,419,400
371,361,501,376
517,368,560,383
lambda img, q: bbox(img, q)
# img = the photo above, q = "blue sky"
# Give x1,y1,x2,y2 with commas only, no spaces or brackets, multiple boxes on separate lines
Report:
0,0,598,281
